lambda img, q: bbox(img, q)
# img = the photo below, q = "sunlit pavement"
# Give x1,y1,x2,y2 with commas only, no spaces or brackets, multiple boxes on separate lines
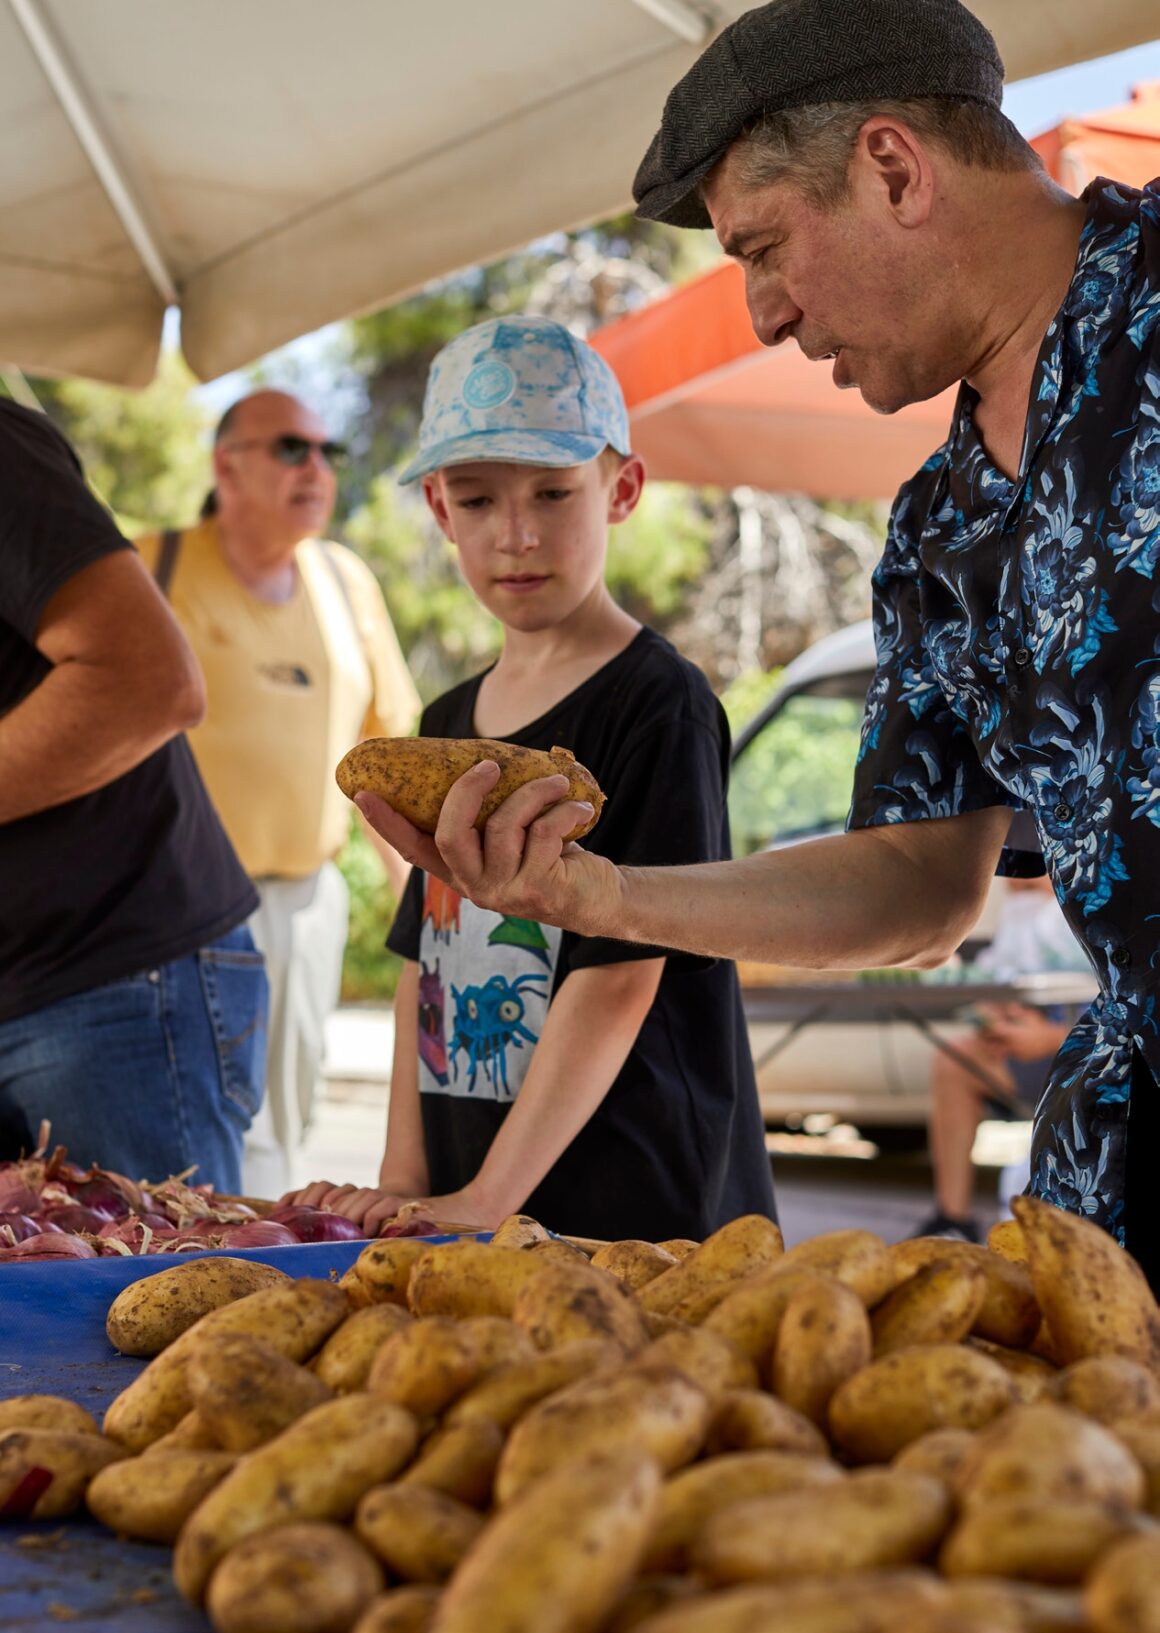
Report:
306,1006,1008,1245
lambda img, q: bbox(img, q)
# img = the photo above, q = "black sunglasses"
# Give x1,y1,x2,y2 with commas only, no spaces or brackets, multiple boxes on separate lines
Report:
224,434,348,469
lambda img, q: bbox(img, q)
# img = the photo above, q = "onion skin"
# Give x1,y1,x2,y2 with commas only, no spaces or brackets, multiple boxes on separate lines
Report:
42,1204,114,1235
0,1233,98,1260
217,1222,300,1249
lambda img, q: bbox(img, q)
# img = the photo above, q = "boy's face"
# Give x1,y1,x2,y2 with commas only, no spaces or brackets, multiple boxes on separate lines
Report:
422,455,644,633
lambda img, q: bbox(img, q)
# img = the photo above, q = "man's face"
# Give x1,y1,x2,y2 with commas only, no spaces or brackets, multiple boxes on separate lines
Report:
703,141,950,415
422,456,640,635
215,393,337,542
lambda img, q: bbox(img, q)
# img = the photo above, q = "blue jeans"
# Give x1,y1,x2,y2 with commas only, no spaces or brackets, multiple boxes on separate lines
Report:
0,928,267,1194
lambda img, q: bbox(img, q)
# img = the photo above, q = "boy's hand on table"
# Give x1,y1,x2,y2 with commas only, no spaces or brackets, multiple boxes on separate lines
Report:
280,1179,411,1227
281,1180,498,1238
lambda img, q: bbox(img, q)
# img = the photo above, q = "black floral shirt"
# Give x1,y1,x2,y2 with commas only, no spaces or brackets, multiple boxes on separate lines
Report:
849,177,1160,1239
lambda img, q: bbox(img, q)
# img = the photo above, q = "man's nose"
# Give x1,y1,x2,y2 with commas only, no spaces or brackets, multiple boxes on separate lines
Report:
746,273,801,349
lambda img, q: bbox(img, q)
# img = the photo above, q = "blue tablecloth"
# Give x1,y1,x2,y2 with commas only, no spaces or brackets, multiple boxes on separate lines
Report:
0,1240,459,1631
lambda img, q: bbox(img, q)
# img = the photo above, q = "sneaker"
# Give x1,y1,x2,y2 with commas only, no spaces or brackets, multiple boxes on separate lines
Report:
910,1211,981,1244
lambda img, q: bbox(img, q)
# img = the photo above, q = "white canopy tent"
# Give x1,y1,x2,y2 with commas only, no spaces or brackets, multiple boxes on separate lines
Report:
2,0,1157,387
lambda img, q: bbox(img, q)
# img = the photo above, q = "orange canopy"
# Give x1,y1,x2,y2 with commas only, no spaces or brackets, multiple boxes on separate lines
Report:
590,86,1160,501
1031,80,1160,191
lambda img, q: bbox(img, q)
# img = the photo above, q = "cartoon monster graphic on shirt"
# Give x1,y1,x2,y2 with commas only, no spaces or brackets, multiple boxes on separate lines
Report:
422,876,462,945
417,960,449,1086
449,971,547,1096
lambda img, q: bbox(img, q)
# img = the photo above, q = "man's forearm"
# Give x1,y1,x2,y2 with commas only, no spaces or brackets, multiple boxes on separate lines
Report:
0,658,201,823
605,812,1012,970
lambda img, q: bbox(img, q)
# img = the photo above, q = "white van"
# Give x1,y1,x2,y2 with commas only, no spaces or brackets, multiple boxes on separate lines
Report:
729,620,1010,1145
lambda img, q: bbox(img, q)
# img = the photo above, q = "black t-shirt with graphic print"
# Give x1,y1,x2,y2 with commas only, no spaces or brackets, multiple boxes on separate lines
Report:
388,626,776,1241
0,398,256,1023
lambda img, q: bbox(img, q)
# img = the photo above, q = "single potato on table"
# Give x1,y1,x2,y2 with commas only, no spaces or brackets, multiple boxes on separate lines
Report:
952,1400,1146,1511
0,1395,100,1437
205,1519,384,1633
0,1428,126,1520
105,1256,290,1357
352,1587,442,1633
494,1363,709,1504
398,1418,506,1508
642,1449,845,1572
430,1450,659,1633
638,1215,784,1317
173,1394,418,1604
103,1278,349,1452
86,1447,236,1544
1085,1531,1160,1632
356,1484,484,1582
827,1343,1019,1463
311,1303,414,1393
1011,1195,1160,1369
186,1332,333,1453
692,1468,952,1584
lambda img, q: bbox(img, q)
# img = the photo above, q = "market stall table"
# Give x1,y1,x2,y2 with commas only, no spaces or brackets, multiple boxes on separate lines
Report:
0,1238,461,1631
742,971,1099,1110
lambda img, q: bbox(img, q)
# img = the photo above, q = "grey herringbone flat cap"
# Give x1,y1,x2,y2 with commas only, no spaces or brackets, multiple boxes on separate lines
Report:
634,0,1005,228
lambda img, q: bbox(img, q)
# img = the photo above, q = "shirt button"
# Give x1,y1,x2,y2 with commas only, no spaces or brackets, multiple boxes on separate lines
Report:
1013,648,1032,668
1111,948,1131,968
1053,801,1073,823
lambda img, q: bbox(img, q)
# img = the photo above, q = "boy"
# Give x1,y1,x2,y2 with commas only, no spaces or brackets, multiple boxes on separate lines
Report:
293,316,775,1240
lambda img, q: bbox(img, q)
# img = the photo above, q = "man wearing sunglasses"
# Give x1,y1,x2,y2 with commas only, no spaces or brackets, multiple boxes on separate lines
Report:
138,390,419,1196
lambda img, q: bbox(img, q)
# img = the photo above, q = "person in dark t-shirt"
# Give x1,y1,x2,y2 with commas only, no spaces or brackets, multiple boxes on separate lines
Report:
0,399,266,1192
289,317,775,1240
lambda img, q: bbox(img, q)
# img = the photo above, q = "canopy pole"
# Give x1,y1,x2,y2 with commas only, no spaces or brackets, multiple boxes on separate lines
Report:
627,0,713,46
7,0,178,306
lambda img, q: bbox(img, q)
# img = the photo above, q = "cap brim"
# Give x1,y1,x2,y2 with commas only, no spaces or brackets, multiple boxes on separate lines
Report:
633,144,724,229
398,427,614,484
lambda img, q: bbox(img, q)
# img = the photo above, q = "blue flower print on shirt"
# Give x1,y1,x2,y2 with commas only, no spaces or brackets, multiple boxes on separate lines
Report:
848,177,1160,1239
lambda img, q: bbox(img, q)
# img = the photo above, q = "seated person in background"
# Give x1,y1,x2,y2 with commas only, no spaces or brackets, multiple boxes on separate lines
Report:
289,315,776,1242
917,875,1092,1242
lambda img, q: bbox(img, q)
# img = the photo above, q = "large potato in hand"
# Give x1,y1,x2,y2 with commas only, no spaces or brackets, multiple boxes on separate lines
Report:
335,737,605,843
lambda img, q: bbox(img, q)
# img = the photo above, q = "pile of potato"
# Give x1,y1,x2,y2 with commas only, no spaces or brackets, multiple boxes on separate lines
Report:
4,1196,1160,1632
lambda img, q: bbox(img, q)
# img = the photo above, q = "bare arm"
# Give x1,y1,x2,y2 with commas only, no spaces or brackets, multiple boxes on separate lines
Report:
377,959,429,1192
459,957,663,1223
0,551,205,823
354,770,1014,972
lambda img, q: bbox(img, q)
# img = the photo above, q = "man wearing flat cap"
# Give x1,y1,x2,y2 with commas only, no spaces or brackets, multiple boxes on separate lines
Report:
358,1,1160,1281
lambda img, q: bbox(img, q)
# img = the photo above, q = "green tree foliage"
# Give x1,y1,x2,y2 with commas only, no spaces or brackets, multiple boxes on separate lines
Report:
28,350,210,531
606,481,713,621
344,476,501,704
336,817,403,1003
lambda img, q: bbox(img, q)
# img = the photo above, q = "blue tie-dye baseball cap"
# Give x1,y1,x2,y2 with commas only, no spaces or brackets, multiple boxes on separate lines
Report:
398,315,632,484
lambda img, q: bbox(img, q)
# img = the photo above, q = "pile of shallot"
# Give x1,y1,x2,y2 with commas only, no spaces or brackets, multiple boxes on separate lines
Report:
0,1126,368,1260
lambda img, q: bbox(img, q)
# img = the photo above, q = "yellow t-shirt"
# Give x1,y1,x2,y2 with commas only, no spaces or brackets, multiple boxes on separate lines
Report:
137,519,419,879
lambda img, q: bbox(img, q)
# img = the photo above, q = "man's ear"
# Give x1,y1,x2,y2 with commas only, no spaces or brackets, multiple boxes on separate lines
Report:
607,453,647,524
853,116,935,227
212,443,239,502
422,473,456,542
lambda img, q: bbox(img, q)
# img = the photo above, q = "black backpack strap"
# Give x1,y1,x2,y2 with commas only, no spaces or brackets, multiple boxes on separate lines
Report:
154,528,182,597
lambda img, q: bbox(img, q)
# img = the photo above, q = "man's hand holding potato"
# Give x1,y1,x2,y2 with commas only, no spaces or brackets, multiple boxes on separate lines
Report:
353,760,622,939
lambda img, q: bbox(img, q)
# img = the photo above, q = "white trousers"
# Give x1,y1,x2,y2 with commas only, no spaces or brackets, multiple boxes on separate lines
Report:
241,861,348,1199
